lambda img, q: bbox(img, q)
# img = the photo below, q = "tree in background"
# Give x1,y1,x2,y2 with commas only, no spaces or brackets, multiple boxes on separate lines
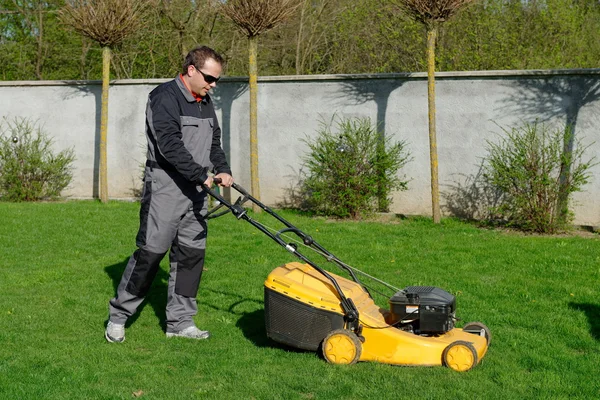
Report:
154,0,224,62
104,0,229,79
0,0,87,80
220,0,301,212
157,0,206,60
391,0,476,223
229,0,341,76
10,0,50,79
3,0,600,80
293,0,337,74
329,1,425,74
60,0,147,203
437,0,600,71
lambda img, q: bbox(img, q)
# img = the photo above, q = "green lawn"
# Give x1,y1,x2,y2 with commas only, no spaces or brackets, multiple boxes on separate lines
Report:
0,201,599,399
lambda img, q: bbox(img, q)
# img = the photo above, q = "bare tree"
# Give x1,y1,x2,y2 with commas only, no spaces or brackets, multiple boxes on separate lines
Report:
294,0,335,75
60,0,147,203
391,0,476,223
151,0,221,61
9,0,58,80
220,0,301,212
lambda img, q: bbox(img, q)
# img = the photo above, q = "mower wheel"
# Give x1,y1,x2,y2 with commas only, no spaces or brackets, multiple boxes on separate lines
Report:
442,340,478,372
463,321,492,345
321,329,362,365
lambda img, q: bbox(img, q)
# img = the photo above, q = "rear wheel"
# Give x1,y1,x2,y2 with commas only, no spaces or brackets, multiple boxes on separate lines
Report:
321,329,362,365
463,321,492,345
443,340,478,372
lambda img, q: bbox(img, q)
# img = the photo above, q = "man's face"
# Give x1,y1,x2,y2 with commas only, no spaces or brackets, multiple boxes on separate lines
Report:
188,58,222,97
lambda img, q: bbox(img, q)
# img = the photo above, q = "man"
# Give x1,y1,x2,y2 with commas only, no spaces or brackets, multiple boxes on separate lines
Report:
105,46,233,342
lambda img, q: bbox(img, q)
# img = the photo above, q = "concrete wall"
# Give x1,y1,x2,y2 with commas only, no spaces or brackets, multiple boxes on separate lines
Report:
1,69,599,226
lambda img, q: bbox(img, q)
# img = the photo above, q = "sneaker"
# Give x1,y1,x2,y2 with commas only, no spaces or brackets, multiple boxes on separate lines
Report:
166,325,210,340
105,321,125,343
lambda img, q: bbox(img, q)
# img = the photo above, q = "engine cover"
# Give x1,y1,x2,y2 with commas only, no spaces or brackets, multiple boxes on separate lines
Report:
389,286,456,334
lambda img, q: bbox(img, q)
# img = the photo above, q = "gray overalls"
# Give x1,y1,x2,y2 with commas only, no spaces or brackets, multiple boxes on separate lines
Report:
108,75,231,333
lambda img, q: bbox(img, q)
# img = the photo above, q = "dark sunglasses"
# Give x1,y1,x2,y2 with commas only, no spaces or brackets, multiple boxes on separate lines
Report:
195,67,220,84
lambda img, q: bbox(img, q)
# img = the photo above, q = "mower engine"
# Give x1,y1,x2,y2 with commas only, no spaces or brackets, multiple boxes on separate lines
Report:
389,286,456,334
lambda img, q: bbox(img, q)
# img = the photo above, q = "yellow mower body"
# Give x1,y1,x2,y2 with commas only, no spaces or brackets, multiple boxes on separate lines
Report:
264,262,489,371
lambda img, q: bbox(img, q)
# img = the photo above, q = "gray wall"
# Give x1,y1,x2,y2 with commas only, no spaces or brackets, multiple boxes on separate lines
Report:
1,69,599,226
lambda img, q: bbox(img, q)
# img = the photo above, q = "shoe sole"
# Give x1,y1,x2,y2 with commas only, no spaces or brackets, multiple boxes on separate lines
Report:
166,332,210,340
105,331,125,343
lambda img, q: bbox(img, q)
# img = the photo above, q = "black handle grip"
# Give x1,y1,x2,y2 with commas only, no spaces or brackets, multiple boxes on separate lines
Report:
210,177,247,196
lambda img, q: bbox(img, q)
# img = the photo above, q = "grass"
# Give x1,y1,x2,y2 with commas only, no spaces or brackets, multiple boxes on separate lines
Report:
0,201,599,399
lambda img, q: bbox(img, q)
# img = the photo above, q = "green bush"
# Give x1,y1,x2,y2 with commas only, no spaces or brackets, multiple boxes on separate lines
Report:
483,121,595,233
300,116,411,219
0,117,75,201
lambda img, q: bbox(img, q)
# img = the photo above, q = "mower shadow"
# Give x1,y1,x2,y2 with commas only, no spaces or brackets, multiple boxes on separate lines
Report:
569,302,600,341
235,309,269,347
104,257,169,332
200,289,271,347
235,309,314,355
200,288,312,354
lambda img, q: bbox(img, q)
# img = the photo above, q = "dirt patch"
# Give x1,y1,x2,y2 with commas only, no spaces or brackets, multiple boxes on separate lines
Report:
493,226,599,239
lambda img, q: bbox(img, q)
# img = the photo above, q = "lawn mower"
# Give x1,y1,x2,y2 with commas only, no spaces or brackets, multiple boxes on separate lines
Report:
203,180,490,371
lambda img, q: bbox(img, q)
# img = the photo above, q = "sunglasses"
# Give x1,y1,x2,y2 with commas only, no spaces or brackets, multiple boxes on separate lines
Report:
195,67,220,84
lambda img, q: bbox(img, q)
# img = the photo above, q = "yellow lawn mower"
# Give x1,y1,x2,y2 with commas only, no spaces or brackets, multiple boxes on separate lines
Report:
204,180,490,371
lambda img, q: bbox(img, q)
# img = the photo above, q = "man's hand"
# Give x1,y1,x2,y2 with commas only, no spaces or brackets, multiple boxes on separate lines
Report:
203,175,214,188
214,173,234,187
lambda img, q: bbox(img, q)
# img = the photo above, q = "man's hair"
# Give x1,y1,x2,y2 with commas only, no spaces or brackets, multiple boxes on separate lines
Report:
182,46,224,74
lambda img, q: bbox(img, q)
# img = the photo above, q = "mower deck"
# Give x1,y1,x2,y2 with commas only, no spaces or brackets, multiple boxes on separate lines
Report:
264,262,489,371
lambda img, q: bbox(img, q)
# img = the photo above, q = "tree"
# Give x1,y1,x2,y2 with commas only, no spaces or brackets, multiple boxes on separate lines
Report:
10,0,49,79
59,0,147,202
4,0,600,80
329,1,425,74
153,0,222,61
292,0,337,74
391,0,476,223
0,0,84,80
220,0,301,212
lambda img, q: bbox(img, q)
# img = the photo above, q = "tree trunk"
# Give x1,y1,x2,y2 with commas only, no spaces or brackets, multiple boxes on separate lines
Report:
35,2,44,80
99,45,110,203
427,24,441,223
248,35,261,212
295,0,307,75
556,124,575,224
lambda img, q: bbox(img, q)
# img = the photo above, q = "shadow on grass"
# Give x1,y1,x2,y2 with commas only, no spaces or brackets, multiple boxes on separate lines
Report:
569,302,600,341
235,309,314,355
104,257,169,331
235,309,270,347
200,287,311,354
199,288,272,347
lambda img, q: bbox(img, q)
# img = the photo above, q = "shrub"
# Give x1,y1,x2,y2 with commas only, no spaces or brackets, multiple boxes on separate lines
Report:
300,116,411,219
442,164,504,222
0,117,75,201
483,121,595,233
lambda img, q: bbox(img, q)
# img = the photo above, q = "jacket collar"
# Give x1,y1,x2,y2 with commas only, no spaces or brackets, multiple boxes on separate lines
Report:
176,74,210,104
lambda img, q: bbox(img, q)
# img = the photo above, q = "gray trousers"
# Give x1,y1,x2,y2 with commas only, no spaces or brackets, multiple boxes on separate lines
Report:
108,167,208,333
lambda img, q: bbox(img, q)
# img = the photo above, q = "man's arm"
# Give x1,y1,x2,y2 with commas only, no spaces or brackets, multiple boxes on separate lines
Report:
207,106,231,176
210,121,233,187
149,90,209,184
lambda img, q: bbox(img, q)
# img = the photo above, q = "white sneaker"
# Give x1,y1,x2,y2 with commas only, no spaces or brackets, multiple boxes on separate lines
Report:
105,321,125,343
166,325,210,340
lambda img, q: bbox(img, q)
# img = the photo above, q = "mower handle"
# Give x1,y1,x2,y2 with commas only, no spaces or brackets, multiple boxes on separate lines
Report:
211,177,249,199
204,177,364,282
199,176,363,330
202,177,247,220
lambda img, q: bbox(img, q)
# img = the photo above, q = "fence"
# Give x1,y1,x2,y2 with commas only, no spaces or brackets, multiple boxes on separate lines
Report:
1,69,599,226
